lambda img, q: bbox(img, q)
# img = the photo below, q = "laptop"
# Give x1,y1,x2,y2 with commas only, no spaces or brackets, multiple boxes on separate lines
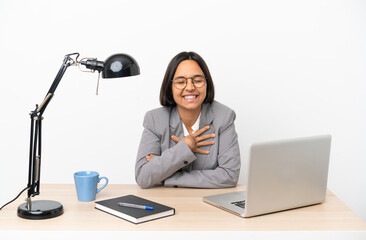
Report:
203,134,332,217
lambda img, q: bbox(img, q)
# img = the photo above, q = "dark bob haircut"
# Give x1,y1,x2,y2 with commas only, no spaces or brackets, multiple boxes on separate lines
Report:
159,51,215,107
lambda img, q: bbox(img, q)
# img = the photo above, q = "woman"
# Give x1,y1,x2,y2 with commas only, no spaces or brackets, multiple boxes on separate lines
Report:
135,51,240,188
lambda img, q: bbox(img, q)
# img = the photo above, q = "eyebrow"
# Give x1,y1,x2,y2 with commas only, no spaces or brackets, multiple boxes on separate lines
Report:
174,74,205,79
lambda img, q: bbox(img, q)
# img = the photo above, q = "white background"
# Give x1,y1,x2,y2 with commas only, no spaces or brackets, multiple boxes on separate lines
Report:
0,0,365,223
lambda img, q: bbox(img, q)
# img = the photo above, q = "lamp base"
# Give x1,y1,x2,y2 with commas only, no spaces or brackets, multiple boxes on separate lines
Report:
17,200,64,220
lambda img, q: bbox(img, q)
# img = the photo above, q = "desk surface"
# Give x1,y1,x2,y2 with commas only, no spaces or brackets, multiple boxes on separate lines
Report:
1,184,366,231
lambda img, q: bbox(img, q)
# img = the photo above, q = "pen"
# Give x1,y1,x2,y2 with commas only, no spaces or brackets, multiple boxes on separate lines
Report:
118,202,154,210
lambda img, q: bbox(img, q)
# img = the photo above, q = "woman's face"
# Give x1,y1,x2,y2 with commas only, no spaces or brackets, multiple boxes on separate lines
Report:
172,60,207,113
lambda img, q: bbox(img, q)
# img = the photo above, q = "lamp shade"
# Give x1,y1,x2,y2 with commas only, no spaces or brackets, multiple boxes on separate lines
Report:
102,54,140,79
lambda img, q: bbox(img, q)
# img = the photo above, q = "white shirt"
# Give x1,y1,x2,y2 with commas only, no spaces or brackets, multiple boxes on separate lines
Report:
182,113,201,137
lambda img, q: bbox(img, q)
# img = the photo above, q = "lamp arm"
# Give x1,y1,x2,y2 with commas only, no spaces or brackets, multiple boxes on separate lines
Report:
37,53,80,116
26,53,79,203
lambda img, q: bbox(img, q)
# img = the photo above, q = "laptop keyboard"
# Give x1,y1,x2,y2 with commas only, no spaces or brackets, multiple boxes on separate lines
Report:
231,200,245,209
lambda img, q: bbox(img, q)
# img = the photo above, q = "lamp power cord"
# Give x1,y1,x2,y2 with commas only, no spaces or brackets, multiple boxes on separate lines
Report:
0,186,29,210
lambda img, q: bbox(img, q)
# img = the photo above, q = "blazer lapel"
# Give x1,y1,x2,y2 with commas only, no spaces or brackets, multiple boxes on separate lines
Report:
195,103,215,169
199,103,215,130
169,106,184,147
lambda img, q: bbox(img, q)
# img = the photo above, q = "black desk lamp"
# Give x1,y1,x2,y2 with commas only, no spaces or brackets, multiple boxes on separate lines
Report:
17,53,140,219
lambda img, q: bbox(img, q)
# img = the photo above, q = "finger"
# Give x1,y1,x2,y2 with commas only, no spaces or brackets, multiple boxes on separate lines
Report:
194,148,210,154
171,135,181,142
196,133,216,142
192,125,210,137
146,154,157,162
197,140,214,147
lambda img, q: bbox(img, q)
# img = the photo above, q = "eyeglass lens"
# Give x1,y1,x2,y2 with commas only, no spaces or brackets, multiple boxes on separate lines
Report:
173,76,206,89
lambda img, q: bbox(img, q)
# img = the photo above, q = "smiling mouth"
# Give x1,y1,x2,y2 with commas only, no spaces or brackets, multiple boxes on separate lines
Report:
183,95,198,99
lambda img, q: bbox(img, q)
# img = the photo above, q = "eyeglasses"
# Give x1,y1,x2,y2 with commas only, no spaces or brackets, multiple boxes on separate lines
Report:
172,75,206,90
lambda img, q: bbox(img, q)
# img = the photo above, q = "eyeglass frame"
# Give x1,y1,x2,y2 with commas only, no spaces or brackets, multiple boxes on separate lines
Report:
171,75,207,90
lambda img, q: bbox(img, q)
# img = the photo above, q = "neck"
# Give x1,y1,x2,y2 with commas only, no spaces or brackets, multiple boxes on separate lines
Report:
177,106,201,131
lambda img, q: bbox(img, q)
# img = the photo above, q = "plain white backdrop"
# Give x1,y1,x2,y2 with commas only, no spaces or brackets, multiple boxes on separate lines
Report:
0,0,365,223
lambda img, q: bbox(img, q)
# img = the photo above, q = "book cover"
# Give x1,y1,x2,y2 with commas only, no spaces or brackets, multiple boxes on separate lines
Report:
95,195,175,224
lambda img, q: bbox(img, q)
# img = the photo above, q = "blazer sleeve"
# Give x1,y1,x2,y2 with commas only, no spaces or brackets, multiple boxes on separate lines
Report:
135,111,197,189
164,110,241,188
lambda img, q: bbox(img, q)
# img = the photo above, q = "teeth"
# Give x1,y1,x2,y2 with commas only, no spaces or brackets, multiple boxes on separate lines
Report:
184,95,197,99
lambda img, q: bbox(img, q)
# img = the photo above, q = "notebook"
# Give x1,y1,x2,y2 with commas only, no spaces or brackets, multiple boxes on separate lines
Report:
95,195,175,224
203,135,331,217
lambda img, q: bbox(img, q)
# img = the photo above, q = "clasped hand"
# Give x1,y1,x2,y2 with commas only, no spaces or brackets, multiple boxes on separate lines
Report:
171,125,215,154
146,125,215,162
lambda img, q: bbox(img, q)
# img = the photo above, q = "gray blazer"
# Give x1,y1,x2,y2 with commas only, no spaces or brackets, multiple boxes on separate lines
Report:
135,101,241,188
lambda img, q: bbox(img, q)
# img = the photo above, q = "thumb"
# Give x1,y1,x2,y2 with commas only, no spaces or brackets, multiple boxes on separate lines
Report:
171,135,180,142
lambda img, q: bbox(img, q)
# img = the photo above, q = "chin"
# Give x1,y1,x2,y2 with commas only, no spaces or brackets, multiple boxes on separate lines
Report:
180,102,203,111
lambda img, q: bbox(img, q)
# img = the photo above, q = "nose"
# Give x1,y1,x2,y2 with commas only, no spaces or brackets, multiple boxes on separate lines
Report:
185,78,195,90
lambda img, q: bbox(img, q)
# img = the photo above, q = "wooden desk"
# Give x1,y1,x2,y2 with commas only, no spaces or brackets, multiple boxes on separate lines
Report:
1,184,365,231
